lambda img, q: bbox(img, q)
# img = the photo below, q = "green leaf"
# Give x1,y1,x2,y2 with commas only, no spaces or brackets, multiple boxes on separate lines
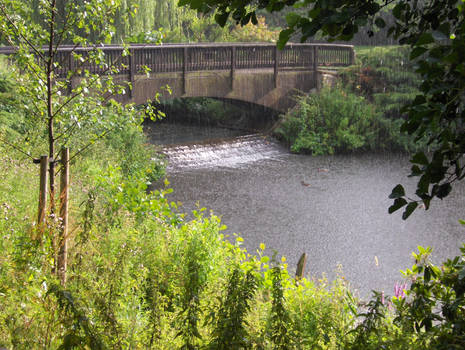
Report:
416,33,434,46
278,29,294,49
411,152,428,165
417,174,431,194
308,8,321,19
459,267,465,281
392,4,403,19
215,11,229,27
389,198,408,214
374,17,386,29
410,47,428,59
402,202,418,220
286,12,300,27
389,184,405,199
251,12,258,25
435,183,452,199
424,266,431,282
410,165,422,176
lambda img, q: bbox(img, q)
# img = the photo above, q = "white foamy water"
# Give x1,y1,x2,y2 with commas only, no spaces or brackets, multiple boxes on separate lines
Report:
162,134,284,171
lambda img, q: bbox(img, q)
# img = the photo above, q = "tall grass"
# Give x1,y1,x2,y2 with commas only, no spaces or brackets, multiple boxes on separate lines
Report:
0,59,359,349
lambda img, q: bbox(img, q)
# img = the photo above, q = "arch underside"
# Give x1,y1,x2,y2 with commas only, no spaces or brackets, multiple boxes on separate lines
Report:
129,69,318,112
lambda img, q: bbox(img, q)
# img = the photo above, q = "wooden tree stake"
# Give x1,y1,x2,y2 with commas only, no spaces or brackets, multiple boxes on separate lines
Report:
37,155,49,230
58,148,69,285
295,253,307,281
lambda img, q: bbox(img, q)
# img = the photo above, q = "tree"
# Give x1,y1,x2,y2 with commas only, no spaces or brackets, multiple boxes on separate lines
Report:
0,0,157,283
180,0,465,219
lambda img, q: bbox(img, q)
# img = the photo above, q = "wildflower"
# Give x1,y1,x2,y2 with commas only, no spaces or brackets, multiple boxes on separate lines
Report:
394,282,407,298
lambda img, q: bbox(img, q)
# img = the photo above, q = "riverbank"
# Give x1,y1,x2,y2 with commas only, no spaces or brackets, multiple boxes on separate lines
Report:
2,51,465,348
0,58,357,349
275,46,425,155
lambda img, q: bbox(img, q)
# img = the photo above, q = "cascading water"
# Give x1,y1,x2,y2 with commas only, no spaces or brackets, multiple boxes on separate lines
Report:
162,134,285,171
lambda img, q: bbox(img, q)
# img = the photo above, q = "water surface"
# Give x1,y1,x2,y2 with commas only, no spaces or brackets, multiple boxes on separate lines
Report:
149,123,465,298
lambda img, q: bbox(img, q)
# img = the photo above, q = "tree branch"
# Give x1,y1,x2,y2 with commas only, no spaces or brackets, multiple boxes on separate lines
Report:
0,1,46,62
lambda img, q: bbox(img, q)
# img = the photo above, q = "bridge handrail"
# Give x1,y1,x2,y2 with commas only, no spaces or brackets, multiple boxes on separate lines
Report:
0,43,355,77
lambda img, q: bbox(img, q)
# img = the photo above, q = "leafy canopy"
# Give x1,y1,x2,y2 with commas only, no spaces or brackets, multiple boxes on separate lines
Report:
181,0,465,218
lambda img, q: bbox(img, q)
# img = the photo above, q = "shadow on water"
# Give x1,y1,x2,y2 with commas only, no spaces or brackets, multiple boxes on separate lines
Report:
145,98,465,299
147,97,280,139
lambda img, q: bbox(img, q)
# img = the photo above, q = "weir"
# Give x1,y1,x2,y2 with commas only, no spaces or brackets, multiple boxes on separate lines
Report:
0,43,355,111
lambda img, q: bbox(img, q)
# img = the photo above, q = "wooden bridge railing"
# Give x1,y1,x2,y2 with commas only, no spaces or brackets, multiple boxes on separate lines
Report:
0,43,355,78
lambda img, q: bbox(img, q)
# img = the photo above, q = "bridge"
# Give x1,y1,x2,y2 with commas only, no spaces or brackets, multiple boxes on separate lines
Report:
1,43,355,111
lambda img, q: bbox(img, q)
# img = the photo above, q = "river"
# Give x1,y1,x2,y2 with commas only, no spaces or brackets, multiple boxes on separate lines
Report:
146,122,465,298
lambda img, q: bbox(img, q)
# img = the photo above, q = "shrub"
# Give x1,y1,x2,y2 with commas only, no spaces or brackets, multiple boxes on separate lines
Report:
276,46,428,155
275,87,379,154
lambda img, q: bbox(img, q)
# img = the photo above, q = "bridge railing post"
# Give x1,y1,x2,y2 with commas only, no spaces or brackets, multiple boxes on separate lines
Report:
183,47,188,95
68,52,76,93
313,45,319,91
350,47,356,65
274,45,279,88
230,46,236,90
129,48,135,98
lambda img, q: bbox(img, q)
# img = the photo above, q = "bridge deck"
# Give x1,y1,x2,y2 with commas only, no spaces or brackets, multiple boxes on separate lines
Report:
0,43,355,111
0,43,355,77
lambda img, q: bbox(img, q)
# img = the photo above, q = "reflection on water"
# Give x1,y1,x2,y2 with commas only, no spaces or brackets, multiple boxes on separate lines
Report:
147,122,465,298
145,122,246,146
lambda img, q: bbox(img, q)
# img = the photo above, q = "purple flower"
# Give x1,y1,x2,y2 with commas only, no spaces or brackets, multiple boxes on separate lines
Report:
394,282,407,298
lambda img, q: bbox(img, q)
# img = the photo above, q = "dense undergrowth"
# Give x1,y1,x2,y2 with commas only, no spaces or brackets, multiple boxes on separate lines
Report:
0,57,357,349
275,46,426,154
1,56,465,349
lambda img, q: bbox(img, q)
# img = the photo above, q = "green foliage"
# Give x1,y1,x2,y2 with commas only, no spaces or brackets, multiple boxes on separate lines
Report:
276,46,427,155
275,87,379,155
1,98,360,348
340,46,421,121
207,268,258,349
348,245,465,349
228,16,279,42
269,265,292,349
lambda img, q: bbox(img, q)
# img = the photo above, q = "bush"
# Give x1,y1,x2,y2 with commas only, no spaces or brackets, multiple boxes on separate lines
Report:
276,46,428,155
275,87,379,154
